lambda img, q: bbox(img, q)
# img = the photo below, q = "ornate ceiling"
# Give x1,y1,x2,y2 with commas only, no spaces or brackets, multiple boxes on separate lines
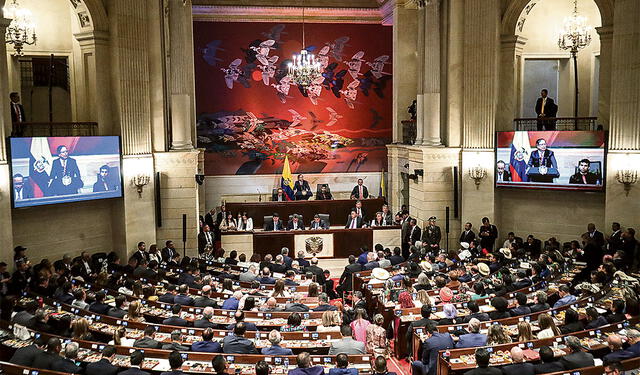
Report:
192,0,386,8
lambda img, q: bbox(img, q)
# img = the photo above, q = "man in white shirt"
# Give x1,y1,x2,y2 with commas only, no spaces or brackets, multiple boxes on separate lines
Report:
13,174,33,201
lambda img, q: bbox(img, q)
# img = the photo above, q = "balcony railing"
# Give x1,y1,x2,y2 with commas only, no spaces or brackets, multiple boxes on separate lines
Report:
12,122,98,137
401,120,416,145
513,117,599,131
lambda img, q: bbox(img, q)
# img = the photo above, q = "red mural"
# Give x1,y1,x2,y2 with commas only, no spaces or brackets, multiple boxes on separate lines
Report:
193,21,393,175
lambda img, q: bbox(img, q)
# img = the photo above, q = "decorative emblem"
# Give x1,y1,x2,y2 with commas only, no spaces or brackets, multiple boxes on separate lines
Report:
305,236,323,255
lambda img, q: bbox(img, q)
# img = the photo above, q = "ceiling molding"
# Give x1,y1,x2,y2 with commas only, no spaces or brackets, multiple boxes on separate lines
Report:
192,1,397,24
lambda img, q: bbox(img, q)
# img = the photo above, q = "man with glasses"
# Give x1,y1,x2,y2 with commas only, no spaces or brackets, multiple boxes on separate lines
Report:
51,145,83,195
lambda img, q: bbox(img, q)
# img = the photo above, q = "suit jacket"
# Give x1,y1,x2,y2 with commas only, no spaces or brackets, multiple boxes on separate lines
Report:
345,216,364,229
328,337,366,355
389,255,404,265
421,225,442,246
161,247,177,263
118,367,151,375
309,219,328,230
456,333,487,348
265,220,284,231
529,303,550,313
162,342,190,351
351,185,369,199
13,183,34,200
313,304,338,312
459,230,476,244
133,336,161,349
51,357,83,374
316,191,333,200
89,302,111,315
535,97,557,117
501,362,534,375
10,344,43,367
10,102,25,122
533,361,564,374
174,294,195,306
50,157,83,195
527,149,558,169
191,340,222,353
509,306,531,316
329,369,358,375
569,172,599,184
261,345,293,355
108,307,127,319
559,351,594,370
289,367,325,375
420,333,455,375
607,230,624,253
32,352,62,370
198,231,214,253
585,230,606,249
158,293,175,304
194,296,218,308
294,180,313,200
496,170,511,182
287,220,305,231
163,315,190,327
285,302,310,312
338,263,363,292
406,225,421,246
306,264,326,284
464,368,502,375
222,335,258,354
86,358,119,375
194,318,216,329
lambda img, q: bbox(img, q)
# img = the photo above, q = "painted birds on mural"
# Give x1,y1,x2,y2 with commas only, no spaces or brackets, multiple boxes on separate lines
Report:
245,112,264,132
288,109,307,127
202,40,225,67
347,152,369,172
316,45,331,71
322,63,348,98
250,39,276,66
326,107,343,126
305,76,325,105
347,51,365,80
259,56,279,85
307,111,323,130
221,59,243,89
366,55,391,79
272,76,294,103
326,36,350,61
369,108,383,128
340,80,360,109
261,25,287,46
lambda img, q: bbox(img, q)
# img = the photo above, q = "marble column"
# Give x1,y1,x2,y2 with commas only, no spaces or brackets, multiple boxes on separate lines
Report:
392,2,418,143
421,0,442,146
0,16,14,261
496,35,527,131
596,25,613,130
446,0,463,147
168,0,195,150
415,5,426,145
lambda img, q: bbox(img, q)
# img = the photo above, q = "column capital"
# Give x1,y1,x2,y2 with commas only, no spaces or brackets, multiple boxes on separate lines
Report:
74,30,110,48
596,25,614,41
500,34,528,53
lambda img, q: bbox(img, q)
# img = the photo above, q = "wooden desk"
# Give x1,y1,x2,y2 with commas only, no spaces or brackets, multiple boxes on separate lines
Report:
227,198,386,228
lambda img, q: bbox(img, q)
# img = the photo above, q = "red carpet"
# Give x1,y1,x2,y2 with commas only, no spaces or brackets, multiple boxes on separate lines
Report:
388,357,411,375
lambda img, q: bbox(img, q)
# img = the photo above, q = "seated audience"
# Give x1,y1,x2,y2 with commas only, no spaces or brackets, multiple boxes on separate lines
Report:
261,330,293,355
329,325,366,355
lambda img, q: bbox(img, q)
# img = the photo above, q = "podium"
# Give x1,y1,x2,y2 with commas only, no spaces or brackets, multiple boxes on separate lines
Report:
526,167,559,183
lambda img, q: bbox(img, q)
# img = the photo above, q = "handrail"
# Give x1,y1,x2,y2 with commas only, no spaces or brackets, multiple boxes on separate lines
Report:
12,121,98,137
513,117,598,131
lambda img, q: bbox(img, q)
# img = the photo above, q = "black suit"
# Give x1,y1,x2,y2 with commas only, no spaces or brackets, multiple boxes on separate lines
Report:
306,264,326,285
309,220,328,230
198,231,214,253
222,335,258,354
93,175,119,192
161,247,177,263
535,97,557,130
294,180,313,200
50,157,83,195
559,352,594,370
51,357,83,374
351,185,369,199
316,191,333,200
10,344,43,367
265,220,284,231
459,230,475,244
86,358,119,375
287,219,305,231
403,225,421,259
119,368,151,375
163,315,190,327
607,230,624,254
533,362,564,374
496,170,511,182
345,216,364,229
501,363,534,375
31,352,62,370
338,263,363,293
585,230,605,249
11,102,26,122
464,367,502,375
13,183,34,201
569,171,599,184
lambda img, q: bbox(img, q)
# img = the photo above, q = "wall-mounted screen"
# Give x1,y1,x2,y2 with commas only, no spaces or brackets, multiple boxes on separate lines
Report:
9,136,122,208
495,131,605,191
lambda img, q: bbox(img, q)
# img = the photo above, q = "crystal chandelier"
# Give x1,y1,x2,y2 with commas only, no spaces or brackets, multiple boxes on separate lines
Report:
287,2,321,87
3,0,36,56
557,0,591,54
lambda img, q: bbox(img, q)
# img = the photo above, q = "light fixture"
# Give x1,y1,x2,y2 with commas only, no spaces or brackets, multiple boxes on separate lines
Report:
3,0,36,56
616,169,637,196
132,174,150,198
287,1,321,87
468,166,487,189
558,0,591,120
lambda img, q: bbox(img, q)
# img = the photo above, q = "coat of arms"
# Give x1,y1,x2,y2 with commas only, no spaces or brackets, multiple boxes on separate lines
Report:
305,236,323,255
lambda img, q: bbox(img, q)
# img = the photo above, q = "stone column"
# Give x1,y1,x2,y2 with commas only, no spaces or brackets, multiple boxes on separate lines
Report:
596,25,613,130
392,2,418,143
74,31,114,134
415,5,426,145
0,16,14,261
421,0,442,146
446,0,463,147
168,0,195,150
496,34,527,131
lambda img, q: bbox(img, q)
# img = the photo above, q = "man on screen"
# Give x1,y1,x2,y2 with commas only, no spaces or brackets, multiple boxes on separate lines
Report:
13,174,33,201
93,165,119,192
50,145,83,195
569,159,600,185
527,138,558,183
495,160,511,182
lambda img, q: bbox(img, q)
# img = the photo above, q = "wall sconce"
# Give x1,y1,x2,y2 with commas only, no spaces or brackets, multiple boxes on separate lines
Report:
195,174,205,185
132,174,150,198
616,169,638,196
414,169,424,177
468,166,487,189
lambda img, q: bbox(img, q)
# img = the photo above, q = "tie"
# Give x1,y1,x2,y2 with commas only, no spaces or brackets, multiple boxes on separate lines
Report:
16,188,22,200
350,219,356,229
542,98,546,115
582,175,587,184
14,103,22,122
359,186,363,198
358,208,361,217
206,232,212,244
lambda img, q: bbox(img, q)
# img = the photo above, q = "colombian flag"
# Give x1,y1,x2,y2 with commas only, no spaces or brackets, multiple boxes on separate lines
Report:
509,131,531,182
280,155,295,201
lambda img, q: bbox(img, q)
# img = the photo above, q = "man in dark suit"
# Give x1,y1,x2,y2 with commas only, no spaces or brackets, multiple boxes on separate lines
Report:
459,222,475,244
569,159,600,185
163,304,190,327
584,222,606,249
411,321,455,375
93,165,119,192
309,214,328,230
194,285,218,308
204,208,216,232
456,319,487,349
9,335,46,366
119,350,150,375
421,216,441,252
406,305,437,356
12,174,34,201
316,185,333,200
501,347,534,375
345,210,364,229
337,255,363,295
198,225,214,254
194,307,217,329
294,174,313,200
50,145,84,195
51,342,83,374
287,214,305,230
85,345,118,375
389,247,404,265
161,350,187,375
533,346,564,374
495,160,511,182
527,138,558,182
133,326,162,349
31,338,62,370
10,92,25,136
89,291,111,315
265,213,284,231
161,332,190,352
403,218,421,259
479,217,498,252
607,222,624,255
509,293,532,316
463,348,502,375
174,284,195,306
159,284,177,303
305,257,326,285
161,240,178,264
535,89,557,130
273,187,287,201
560,336,595,370
107,295,128,318
222,323,258,354
313,293,338,312
350,178,369,199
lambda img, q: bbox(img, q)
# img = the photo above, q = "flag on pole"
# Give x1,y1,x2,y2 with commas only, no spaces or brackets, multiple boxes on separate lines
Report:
509,131,531,182
379,169,386,199
280,155,295,201
29,138,53,197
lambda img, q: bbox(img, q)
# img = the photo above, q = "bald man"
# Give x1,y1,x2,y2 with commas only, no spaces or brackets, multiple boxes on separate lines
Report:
603,334,634,363
501,347,534,375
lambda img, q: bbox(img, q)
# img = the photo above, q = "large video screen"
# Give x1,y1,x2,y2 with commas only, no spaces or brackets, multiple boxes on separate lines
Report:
495,131,605,191
9,136,123,208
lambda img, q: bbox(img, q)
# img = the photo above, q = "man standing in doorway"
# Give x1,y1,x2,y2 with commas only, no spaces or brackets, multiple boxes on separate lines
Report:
535,89,557,130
